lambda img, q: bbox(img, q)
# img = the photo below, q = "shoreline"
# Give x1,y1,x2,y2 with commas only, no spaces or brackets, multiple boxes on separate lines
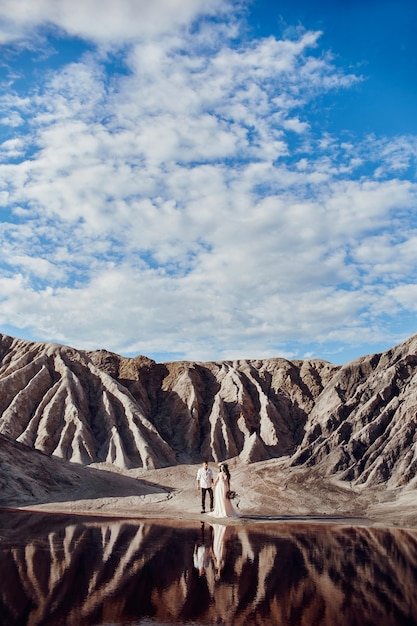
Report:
3,458,417,530
0,503,393,532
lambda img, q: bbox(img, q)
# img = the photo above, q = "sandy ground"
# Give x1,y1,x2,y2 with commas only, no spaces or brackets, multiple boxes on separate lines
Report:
15,458,417,530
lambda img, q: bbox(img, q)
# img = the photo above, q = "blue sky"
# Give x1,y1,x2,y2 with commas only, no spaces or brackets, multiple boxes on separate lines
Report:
0,0,416,364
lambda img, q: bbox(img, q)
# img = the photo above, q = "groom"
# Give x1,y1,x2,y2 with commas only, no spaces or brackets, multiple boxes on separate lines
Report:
196,461,214,513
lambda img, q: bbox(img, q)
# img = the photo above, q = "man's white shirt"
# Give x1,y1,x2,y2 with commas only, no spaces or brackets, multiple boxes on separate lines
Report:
197,466,213,488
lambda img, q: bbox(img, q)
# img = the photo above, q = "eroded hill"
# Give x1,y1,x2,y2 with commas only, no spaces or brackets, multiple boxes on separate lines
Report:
1,332,417,491
0,333,336,469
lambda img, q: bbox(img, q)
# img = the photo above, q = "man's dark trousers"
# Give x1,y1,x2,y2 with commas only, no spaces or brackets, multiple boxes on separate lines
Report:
201,487,213,511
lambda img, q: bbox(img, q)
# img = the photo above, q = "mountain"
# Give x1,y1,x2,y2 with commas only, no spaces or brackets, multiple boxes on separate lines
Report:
0,333,336,469
1,331,417,491
291,334,417,488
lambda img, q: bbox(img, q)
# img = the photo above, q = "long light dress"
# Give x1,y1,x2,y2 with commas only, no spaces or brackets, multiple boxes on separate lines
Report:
209,472,238,518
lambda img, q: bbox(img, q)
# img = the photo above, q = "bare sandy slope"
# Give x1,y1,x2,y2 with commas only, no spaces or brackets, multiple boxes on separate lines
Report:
16,458,417,530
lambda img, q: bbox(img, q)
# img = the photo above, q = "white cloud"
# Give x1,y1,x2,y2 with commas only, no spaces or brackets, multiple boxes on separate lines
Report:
0,0,230,43
0,2,416,362
388,285,417,312
0,137,25,158
0,111,24,127
7,254,61,279
353,233,417,283
371,136,417,176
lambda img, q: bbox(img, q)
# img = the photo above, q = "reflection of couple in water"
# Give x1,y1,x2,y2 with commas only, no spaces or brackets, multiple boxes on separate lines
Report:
193,521,233,580
193,522,213,577
196,461,238,518
211,523,234,580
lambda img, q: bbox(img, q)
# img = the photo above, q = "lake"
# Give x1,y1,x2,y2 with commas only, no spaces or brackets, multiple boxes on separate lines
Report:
0,509,416,625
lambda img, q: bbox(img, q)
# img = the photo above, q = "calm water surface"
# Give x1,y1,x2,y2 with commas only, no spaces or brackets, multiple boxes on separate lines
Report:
0,509,416,626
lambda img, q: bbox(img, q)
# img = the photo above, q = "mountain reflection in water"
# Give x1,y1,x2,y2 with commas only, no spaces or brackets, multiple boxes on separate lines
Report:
0,510,416,626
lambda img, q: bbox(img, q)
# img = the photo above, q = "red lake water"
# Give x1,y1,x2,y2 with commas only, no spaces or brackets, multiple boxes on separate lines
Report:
0,509,416,625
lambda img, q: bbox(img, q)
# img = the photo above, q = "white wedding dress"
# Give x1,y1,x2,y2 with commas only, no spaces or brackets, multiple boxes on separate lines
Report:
209,473,238,518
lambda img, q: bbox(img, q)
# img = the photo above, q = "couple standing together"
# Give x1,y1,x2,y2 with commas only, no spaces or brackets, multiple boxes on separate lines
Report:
196,461,238,518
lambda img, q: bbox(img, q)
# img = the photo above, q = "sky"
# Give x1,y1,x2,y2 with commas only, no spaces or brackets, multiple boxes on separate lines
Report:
0,0,416,365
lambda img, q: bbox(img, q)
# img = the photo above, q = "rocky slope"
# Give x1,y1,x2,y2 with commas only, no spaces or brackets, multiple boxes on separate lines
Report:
0,333,336,469
1,332,417,490
291,334,417,488
0,433,169,509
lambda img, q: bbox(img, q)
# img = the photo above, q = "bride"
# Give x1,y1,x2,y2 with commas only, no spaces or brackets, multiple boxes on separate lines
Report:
209,463,238,518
